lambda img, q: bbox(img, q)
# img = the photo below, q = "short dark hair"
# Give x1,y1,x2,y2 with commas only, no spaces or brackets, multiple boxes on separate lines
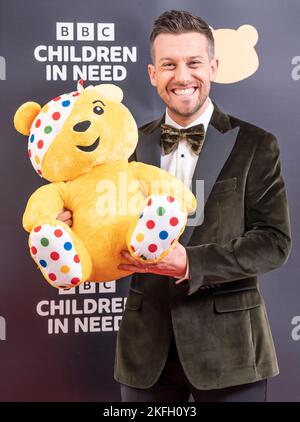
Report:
150,10,214,62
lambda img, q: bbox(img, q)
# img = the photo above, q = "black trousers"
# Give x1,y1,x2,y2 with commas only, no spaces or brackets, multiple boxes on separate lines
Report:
121,336,267,402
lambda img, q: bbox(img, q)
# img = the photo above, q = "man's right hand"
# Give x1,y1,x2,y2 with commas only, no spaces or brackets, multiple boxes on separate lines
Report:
56,208,73,227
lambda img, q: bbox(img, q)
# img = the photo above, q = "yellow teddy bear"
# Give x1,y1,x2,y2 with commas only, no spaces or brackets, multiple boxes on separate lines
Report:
14,81,196,289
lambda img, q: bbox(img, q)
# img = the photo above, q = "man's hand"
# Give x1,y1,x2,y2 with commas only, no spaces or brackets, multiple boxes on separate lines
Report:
56,208,73,227
118,242,188,282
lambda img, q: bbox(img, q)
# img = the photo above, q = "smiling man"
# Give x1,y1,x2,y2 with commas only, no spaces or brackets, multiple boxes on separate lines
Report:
148,31,216,127
114,10,291,402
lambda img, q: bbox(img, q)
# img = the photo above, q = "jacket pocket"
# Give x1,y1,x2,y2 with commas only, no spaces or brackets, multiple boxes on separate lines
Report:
125,288,144,311
213,288,261,313
212,177,237,194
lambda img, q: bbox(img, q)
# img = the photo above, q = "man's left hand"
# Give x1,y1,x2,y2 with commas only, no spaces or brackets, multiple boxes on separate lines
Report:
118,242,188,283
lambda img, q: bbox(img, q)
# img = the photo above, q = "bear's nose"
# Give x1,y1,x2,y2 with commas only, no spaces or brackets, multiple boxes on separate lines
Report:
73,120,91,132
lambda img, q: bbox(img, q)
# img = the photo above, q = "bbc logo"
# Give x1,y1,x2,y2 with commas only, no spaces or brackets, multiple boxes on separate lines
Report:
58,280,116,295
56,22,115,41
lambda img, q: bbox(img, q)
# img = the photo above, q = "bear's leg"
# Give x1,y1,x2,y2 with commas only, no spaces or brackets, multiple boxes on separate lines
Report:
29,223,93,289
127,194,187,262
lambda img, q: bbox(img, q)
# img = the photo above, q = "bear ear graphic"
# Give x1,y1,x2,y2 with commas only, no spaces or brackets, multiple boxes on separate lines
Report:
237,25,258,46
14,101,41,136
93,84,123,103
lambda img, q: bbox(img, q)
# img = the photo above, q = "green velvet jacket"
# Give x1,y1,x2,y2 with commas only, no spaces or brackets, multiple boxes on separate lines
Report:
114,103,291,390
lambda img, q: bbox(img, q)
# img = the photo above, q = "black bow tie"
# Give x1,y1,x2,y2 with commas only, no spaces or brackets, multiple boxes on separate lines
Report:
160,123,205,155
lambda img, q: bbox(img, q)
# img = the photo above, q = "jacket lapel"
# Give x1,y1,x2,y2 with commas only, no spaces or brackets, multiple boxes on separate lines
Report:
135,116,164,167
181,104,240,245
180,125,239,245
136,105,240,246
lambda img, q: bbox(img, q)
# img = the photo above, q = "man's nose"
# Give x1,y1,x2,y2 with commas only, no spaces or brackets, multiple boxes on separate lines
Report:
73,120,91,132
174,64,191,84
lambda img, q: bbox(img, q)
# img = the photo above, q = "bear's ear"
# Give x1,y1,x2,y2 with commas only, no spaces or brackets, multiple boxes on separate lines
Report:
93,84,123,103
237,25,258,47
14,102,41,136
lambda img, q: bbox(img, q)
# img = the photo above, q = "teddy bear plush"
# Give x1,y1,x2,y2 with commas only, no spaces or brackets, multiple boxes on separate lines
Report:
14,81,196,289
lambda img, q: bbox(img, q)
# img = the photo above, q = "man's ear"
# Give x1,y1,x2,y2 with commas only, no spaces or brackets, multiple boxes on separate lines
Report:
148,64,157,87
210,57,219,82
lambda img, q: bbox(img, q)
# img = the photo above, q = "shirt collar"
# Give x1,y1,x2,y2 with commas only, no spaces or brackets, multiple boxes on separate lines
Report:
165,97,214,132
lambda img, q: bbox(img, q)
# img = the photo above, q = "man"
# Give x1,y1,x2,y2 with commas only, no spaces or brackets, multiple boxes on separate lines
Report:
113,10,291,402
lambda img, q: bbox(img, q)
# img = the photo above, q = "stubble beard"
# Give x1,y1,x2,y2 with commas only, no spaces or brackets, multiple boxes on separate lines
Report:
167,90,208,119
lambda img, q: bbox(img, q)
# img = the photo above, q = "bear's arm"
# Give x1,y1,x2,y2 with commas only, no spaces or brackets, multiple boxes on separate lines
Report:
129,161,196,213
23,182,68,232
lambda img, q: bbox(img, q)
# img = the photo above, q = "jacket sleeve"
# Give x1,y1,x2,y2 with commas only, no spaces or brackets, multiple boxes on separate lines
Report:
186,132,292,296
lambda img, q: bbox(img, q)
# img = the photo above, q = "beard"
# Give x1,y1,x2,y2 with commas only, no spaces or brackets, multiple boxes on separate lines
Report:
166,90,208,119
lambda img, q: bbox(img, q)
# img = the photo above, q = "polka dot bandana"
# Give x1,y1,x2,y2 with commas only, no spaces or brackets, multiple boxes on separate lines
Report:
29,224,82,289
28,90,81,177
129,195,187,261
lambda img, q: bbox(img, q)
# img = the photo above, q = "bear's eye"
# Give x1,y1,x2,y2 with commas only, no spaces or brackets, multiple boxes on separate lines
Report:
93,106,104,115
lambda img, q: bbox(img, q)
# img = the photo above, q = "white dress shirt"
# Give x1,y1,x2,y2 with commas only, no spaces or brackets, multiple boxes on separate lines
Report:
160,98,214,281
161,98,214,187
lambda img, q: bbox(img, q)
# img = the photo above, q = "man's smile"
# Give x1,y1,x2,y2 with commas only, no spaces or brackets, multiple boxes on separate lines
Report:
171,87,197,96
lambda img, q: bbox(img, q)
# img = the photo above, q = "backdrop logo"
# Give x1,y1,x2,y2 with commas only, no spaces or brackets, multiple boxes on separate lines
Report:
212,25,259,84
0,56,6,80
36,280,126,335
33,22,137,81
0,316,6,340
291,316,300,340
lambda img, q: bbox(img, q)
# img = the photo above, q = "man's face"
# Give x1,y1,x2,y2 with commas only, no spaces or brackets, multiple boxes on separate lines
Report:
148,32,218,126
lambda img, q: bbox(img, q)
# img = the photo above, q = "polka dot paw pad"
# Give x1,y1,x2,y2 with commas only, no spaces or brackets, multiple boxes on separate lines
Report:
29,225,82,288
129,195,187,261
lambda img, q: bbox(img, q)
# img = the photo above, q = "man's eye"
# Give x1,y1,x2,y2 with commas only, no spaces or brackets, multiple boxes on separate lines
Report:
93,106,104,115
163,63,175,68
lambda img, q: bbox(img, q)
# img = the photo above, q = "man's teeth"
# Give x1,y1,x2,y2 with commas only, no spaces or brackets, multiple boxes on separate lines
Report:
173,88,196,96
